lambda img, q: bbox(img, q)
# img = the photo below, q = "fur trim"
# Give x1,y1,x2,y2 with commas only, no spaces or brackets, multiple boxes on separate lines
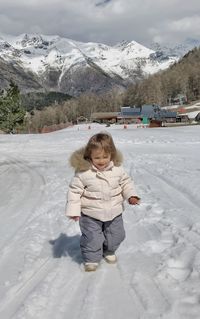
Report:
69,147,123,172
69,147,91,172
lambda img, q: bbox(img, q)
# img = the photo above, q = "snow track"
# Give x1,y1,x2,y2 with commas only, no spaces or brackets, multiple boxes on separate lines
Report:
0,125,200,318
0,156,46,248
0,258,57,319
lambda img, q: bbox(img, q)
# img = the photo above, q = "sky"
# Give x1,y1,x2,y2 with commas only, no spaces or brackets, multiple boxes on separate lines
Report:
0,123,200,318
0,0,200,48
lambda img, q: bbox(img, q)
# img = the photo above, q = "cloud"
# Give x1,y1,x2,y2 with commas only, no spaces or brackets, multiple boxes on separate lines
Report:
0,0,200,46
169,15,200,33
95,0,112,7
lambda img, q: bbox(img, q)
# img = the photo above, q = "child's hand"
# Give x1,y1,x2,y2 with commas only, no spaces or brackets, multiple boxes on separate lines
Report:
128,196,141,205
70,216,80,222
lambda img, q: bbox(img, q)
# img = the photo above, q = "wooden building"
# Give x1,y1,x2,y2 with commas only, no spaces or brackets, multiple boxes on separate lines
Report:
90,112,119,123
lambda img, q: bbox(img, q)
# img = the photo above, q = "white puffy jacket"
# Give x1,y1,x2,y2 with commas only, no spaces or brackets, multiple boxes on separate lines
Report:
65,147,139,222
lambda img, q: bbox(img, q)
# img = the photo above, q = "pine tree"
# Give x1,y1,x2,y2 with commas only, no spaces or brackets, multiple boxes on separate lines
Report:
0,81,25,133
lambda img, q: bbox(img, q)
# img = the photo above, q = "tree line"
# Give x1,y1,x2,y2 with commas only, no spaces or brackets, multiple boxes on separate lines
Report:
26,89,123,133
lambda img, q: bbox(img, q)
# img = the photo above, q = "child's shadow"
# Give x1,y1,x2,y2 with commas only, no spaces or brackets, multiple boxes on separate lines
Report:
49,233,82,264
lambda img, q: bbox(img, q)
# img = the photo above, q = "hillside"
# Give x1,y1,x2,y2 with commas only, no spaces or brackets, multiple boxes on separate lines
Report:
123,47,200,107
21,91,72,111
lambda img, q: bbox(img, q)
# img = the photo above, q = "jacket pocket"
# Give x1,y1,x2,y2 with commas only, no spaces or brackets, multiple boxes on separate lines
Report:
82,190,102,199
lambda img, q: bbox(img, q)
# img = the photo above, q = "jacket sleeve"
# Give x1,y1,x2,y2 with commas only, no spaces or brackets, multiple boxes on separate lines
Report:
65,174,84,217
119,167,138,200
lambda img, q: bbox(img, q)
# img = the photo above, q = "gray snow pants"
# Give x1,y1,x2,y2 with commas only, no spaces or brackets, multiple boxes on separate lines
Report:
79,213,125,263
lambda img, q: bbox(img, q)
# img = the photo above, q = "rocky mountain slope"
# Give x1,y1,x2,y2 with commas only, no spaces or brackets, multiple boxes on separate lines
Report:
0,33,189,96
151,38,200,57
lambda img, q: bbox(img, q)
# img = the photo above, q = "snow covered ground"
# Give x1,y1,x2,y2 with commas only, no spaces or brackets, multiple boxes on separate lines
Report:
0,123,200,319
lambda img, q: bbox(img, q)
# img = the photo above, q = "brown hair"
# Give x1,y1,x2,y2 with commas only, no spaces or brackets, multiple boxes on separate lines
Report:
84,132,117,161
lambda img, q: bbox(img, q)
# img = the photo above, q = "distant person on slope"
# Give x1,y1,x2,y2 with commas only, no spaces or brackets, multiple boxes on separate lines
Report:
65,132,140,272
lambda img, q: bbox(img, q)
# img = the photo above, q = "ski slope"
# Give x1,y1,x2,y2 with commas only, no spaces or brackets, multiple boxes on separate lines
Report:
0,124,200,319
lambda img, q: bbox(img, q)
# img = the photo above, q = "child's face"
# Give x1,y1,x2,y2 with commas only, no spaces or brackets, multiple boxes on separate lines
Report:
90,148,111,171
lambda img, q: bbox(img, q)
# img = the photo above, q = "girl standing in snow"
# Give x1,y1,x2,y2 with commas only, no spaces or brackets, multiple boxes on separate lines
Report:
65,132,140,271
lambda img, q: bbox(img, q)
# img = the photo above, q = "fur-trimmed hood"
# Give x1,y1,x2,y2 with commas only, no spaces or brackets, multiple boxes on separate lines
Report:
69,147,123,172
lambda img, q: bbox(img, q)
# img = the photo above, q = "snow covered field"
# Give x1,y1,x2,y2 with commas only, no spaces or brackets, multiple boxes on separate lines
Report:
0,124,200,319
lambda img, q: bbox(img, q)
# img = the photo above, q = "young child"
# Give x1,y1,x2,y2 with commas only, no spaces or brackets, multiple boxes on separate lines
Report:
65,132,140,271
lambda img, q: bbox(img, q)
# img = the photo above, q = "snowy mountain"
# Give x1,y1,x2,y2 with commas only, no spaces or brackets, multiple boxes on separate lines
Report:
0,33,181,95
151,38,200,58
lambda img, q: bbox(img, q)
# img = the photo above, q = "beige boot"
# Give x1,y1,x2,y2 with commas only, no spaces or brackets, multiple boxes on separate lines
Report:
84,262,99,272
104,254,117,264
